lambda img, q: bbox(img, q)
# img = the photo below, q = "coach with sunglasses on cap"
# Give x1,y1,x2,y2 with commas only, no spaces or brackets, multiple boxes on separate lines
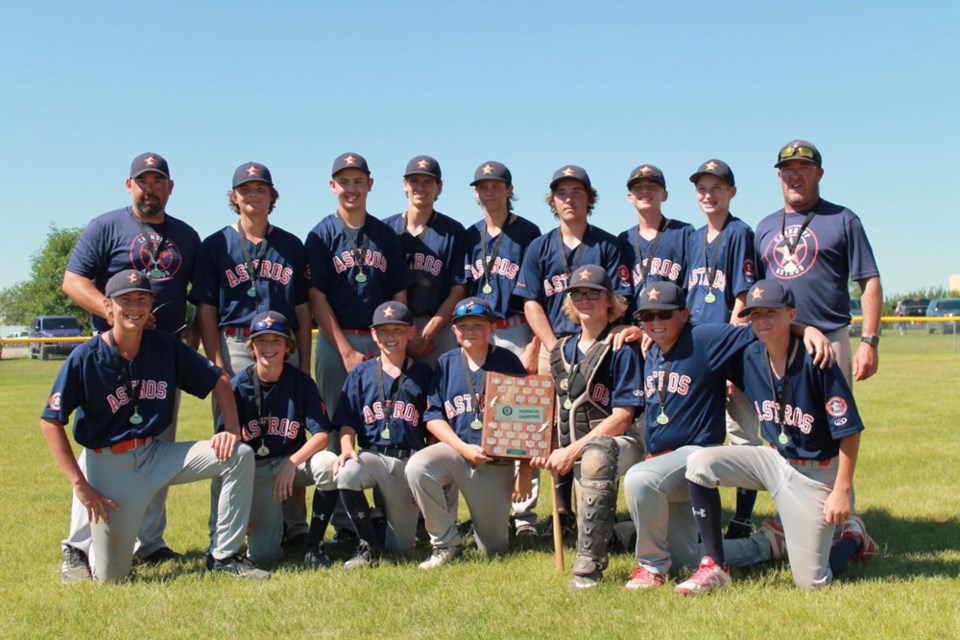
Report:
754,140,882,384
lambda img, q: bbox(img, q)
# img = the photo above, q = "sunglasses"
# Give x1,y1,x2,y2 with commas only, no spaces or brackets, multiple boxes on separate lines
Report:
638,310,675,323
454,302,490,318
778,145,818,162
252,318,289,333
568,289,603,302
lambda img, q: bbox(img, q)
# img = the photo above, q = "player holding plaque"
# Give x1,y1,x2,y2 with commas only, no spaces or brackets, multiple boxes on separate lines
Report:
532,265,645,590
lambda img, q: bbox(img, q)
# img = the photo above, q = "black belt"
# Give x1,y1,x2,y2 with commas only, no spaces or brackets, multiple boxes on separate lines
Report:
365,445,411,459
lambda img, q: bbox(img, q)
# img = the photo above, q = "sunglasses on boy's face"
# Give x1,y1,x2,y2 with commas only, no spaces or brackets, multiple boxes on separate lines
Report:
568,289,603,302
638,310,675,323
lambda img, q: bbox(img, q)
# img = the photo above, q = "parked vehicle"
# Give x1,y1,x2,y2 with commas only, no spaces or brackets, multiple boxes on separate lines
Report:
29,315,83,359
899,298,930,317
925,298,960,334
849,297,863,337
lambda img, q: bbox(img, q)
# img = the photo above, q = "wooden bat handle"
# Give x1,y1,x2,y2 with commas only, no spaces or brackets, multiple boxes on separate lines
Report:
551,471,564,572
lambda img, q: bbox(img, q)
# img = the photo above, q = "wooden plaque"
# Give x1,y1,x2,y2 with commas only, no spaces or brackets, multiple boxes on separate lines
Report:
482,373,555,459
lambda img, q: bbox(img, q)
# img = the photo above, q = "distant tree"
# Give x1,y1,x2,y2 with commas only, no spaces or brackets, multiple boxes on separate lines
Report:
0,225,88,331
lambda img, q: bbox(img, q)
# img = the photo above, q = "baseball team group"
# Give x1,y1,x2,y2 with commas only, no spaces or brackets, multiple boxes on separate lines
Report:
40,138,882,594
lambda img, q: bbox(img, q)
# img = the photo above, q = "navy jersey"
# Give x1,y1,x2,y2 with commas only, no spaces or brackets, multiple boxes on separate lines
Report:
221,363,330,460
754,199,880,332
424,346,526,445
733,338,864,460
562,334,645,412
332,357,433,451
305,213,412,330
643,323,755,454
41,331,220,449
463,215,542,318
619,219,693,309
384,211,467,317
685,217,757,325
65,207,200,334
514,226,632,337
190,224,309,328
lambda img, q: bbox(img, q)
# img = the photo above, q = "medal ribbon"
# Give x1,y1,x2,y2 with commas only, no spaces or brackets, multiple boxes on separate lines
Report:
481,215,513,294
702,215,731,292
632,217,668,284
236,222,271,294
556,226,589,277
104,330,144,423
764,336,801,443
250,365,276,455
336,213,371,280
376,357,409,440
460,349,489,425
653,346,674,420
779,209,817,257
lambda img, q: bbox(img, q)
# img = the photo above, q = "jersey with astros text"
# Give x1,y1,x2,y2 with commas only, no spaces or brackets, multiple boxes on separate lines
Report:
685,216,757,325
464,215,542,318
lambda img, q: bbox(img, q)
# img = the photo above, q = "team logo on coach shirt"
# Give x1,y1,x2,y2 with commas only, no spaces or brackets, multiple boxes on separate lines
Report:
825,396,848,417
764,226,819,279
128,233,183,280
48,392,61,411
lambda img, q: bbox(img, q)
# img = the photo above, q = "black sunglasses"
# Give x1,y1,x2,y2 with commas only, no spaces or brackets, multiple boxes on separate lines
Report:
568,290,603,302
638,310,675,323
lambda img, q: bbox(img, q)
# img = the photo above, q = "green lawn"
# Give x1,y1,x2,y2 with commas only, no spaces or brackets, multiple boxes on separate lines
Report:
1,333,958,639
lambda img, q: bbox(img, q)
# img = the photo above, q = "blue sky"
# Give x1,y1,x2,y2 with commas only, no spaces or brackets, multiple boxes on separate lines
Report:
1,1,957,298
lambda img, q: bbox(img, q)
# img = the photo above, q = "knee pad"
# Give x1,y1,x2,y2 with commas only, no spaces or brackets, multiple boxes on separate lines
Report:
580,436,618,485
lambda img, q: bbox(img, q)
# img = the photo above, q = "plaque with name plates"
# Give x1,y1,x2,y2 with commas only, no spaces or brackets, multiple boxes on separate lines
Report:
482,373,555,459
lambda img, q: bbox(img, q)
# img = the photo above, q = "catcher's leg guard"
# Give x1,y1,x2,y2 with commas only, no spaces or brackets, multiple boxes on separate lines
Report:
571,436,619,578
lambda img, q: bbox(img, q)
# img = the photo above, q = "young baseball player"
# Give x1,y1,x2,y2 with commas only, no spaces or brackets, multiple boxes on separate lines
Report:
684,159,762,540
680,280,874,594
384,156,467,368
619,281,833,590
59,152,201,578
217,310,339,567
405,297,531,568
331,301,432,568
532,265,645,589
618,164,693,309
40,270,267,583
514,165,632,537
463,160,542,536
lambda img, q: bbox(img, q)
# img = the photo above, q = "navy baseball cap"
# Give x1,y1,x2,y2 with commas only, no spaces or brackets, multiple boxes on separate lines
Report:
637,281,685,311
689,159,735,187
568,265,611,292
404,155,442,180
550,165,592,190
452,297,497,322
775,140,822,168
233,162,273,188
105,269,154,298
371,301,414,328
332,152,370,177
738,280,796,317
249,311,293,340
627,164,666,190
130,152,170,179
470,161,512,186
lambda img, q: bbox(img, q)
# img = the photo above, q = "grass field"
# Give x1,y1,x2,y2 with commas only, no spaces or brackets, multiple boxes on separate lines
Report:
1,333,958,639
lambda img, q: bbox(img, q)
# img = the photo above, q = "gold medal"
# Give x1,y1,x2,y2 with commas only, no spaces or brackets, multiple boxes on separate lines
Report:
778,432,789,445
355,273,367,283
563,398,572,410
246,287,257,298
482,283,493,294
704,291,716,304
257,442,270,457
656,411,670,425
470,418,483,430
129,411,143,425
380,428,391,440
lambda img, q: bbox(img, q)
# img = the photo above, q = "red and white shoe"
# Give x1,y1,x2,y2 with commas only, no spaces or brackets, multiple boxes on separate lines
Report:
624,565,665,590
841,515,877,564
761,518,789,561
674,556,731,595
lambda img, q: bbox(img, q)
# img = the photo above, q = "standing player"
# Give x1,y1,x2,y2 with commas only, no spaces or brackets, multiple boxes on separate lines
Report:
755,140,882,384
219,311,339,567
514,165,631,536
331,301,432,568
384,155,467,368
532,265,645,589
618,164,693,309
680,280,873,593
463,160,542,536
619,281,832,590
40,270,266,582
405,297,531,568
684,159,761,539
59,152,201,580
192,162,312,548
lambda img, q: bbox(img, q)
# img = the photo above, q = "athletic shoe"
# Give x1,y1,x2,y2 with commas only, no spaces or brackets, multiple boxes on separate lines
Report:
841,515,877,564
724,517,755,540
303,545,333,569
207,554,270,580
624,565,665,590
674,556,731,595
418,546,461,570
541,511,577,540
140,546,184,564
61,545,91,583
515,523,538,538
344,540,381,570
568,571,602,590
761,518,789,561
330,528,358,548
283,532,310,551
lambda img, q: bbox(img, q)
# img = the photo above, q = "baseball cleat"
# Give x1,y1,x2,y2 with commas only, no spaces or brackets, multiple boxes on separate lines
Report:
761,518,789,561
140,546,184,564
344,540,381,570
624,565,665,590
568,571,602,590
330,528,358,548
418,545,461,570
541,511,577,541
840,515,877,564
674,556,731,595
514,523,538,538
61,545,91,583
724,517,755,540
207,553,270,580
303,545,333,569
